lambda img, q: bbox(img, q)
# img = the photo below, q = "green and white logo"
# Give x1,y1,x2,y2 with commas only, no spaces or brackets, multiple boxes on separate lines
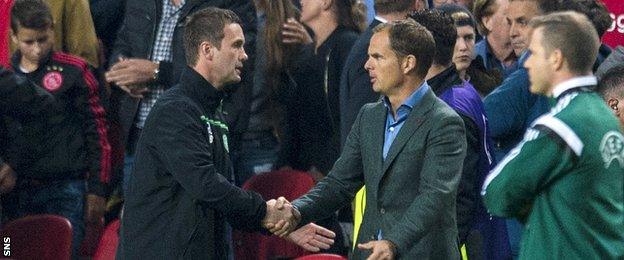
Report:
599,131,624,169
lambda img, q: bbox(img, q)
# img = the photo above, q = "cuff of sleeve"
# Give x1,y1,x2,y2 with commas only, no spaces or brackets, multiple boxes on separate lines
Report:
156,61,173,86
383,234,405,257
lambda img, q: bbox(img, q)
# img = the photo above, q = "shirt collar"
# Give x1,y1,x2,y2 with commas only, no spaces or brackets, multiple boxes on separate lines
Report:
374,16,388,24
179,66,223,114
551,75,597,98
383,81,430,110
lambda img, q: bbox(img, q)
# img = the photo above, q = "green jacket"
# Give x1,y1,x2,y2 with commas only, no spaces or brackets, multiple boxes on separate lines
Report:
483,77,624,259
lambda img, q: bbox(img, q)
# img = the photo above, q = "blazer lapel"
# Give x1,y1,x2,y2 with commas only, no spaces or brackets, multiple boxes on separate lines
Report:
369,102,387,177
380,89,436,175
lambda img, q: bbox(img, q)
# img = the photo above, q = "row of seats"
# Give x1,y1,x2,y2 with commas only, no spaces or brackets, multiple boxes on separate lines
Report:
0,170,346,260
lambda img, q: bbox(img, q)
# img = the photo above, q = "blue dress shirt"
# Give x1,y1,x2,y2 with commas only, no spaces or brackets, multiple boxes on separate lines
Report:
382,82,430,160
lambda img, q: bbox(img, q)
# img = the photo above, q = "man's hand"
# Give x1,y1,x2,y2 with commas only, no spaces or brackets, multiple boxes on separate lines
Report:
357,240,396,260
105,58,159,86
263,197,300,237
0,163,16,194
85,194,106,225
282,18,313,45
286,223,335,252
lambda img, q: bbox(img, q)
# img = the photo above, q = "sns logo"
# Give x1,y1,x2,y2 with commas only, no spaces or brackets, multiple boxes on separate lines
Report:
3,236,10,257
600,131,624,169
608,13,624,34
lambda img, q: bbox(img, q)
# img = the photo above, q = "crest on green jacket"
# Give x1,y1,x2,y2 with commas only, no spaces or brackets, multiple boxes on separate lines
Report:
600,131,624,169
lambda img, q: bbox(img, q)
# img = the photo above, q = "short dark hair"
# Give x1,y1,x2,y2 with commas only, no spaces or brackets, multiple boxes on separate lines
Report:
529,11,599,75
374,0,416,15
598,64,624,98
558,0,612,37
373,19,435,77
437,4,477,29
11,0,53,32
183,7,241,66
408,9,457,66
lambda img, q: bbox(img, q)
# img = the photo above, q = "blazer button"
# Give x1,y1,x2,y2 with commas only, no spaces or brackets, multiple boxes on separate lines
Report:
380,208,385,214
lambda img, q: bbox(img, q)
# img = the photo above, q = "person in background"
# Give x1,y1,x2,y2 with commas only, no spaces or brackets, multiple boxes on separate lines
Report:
473,0,518,78
598,64,624,128
440,4,503,96
410,9,507,260
9,0,100,68
434,5,510,260
6,0,111,256
277,0,366,254
278,0,363,179
483,11,624,259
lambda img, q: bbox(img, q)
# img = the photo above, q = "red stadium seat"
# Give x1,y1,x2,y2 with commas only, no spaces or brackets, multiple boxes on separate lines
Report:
93,219,121,260
234,169,316,260
294,253,349,260
0,214,73,260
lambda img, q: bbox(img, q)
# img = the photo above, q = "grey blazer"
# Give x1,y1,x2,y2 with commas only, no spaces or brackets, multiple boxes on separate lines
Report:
293,88,466,259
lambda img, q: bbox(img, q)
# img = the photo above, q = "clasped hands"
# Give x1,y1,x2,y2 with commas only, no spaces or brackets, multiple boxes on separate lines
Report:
262,197,335,252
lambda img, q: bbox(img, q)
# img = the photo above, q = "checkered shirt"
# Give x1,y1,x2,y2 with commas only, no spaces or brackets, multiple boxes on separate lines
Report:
136,0,185,128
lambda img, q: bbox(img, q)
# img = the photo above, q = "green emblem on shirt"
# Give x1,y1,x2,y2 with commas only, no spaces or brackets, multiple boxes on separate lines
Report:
599,131,624,169
200,116,229,153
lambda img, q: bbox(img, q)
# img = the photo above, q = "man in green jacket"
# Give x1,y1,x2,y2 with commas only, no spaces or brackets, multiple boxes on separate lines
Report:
482,11,624,259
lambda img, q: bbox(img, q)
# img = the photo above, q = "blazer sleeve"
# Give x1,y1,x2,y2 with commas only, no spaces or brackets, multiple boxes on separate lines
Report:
384,112,466,254
292,104,369,224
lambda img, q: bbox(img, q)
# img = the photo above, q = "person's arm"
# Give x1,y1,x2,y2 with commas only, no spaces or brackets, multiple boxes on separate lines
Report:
150,102,273,231
63,0,100,68
483,69,531,142
291,104,370,225
482,118,577,220
74,64,112,199
382,114,466,255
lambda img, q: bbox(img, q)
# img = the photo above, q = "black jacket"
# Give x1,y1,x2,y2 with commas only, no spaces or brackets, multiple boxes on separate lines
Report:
109,0,257,147
119,67,267,259
0,68,61,166
3,52,111,196
338,19,382,148
279,26,359,174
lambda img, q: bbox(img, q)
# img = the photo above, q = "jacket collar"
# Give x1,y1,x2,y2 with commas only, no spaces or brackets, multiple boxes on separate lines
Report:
11,50,52,75
427,65,462,96
179,66,223,114
551,75,597,99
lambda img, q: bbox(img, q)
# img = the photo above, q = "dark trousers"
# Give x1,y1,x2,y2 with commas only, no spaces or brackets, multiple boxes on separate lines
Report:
7,179,86,259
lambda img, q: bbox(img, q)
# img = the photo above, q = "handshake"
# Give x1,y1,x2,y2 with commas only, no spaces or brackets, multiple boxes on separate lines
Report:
262,197,335,252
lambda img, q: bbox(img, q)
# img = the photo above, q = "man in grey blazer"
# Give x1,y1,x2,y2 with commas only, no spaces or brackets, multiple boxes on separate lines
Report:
272,19,467,259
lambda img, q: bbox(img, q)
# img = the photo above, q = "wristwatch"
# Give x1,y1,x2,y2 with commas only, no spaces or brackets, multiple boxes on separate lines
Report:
153,61,160,81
